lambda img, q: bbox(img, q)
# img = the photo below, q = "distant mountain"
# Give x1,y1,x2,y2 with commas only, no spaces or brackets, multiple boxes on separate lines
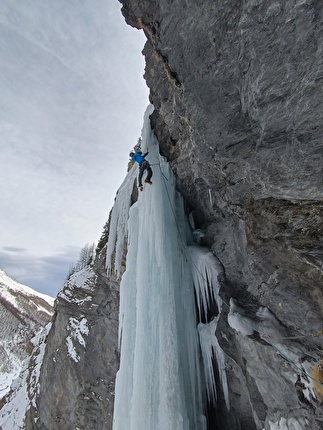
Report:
0,269,54,403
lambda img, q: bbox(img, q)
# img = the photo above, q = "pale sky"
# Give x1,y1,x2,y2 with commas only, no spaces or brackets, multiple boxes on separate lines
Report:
0,0,149,296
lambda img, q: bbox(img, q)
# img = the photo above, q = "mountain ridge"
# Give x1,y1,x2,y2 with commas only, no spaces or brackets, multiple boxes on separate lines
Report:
0,269,54,407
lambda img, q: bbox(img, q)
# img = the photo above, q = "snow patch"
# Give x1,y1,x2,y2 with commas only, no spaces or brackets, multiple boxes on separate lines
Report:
58,267,96,304
266,416,309,430
0,348,22,399
66,317,89,363
228,298,255,336
28,324,52,408
0,324,52,430
0,367,29,430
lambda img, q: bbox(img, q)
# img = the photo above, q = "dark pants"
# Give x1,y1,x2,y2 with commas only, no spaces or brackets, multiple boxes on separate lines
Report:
138,161,152,187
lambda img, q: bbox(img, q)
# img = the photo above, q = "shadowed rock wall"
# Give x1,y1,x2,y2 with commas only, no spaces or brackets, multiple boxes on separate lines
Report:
121,0,323,428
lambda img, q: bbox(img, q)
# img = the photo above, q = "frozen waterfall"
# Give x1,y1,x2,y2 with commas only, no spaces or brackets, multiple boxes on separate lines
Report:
107,106,225,429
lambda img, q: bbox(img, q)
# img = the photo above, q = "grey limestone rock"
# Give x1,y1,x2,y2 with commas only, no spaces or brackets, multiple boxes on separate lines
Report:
25,248,120,430
121,0,323,428
23,1,323,428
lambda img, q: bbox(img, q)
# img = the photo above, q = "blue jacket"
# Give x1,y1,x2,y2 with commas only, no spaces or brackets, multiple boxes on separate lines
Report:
131,151,148,165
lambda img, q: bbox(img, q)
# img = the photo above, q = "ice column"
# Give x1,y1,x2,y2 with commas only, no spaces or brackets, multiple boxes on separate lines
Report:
188,246,230,409
112,106,206,430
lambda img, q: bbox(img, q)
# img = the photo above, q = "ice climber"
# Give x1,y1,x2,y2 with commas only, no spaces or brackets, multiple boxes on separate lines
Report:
129,150,153,190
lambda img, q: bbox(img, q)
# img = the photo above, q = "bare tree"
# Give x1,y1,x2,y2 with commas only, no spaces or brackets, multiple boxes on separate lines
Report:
66,243,95,280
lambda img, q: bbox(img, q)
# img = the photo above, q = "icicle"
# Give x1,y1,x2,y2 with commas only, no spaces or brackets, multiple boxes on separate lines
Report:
187,244,231,411
187,245,223,320
198,318,230,409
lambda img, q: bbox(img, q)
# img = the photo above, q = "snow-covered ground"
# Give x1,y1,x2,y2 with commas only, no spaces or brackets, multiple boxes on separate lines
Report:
0,270,54,428
0,324,52,429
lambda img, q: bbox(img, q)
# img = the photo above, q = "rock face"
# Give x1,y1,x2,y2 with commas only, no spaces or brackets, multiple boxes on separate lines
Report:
19,2,323,429
25,250,120,430
120,1,323,428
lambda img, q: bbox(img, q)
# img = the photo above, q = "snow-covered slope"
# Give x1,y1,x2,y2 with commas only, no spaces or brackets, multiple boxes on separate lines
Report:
0,269,54,402
0,324,52,430
0,269,54,317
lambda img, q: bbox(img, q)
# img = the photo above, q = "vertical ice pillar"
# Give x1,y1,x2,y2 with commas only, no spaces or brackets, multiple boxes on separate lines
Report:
112,106,206,430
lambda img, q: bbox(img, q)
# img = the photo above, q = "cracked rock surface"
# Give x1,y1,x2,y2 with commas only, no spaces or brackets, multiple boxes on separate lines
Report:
121,0,323,428
25,250,120,430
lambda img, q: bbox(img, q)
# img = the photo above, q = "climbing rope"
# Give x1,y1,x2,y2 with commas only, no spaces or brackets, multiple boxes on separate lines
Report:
150,162,169,181
157,163,323,388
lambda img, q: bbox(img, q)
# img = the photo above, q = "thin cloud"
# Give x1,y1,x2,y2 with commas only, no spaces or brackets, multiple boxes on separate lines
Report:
0,246,80,297
2,246,28,253
0,1,148,296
